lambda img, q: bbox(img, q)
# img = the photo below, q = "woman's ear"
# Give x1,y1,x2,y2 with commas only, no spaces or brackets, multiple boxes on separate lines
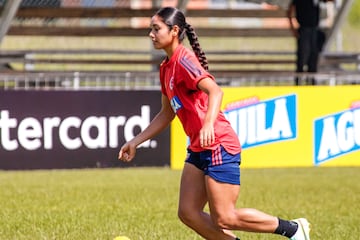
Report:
171,25,180,37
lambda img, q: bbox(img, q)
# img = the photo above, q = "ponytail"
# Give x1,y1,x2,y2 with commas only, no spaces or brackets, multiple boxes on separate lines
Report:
184,23,209,71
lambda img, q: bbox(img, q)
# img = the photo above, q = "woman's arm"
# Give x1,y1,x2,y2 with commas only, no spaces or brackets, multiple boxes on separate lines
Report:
197,77,224,148
118,94,175,161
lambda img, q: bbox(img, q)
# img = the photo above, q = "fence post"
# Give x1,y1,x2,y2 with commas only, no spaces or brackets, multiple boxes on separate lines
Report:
73,72,80,90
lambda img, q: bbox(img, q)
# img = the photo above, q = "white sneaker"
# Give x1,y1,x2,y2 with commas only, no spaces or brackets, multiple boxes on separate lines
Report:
290,218,311,240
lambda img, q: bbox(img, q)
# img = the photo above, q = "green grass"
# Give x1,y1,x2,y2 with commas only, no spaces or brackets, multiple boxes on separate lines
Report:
0,167,359,240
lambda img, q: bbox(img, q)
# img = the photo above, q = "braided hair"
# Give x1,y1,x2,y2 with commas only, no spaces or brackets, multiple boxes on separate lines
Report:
155,7,209,71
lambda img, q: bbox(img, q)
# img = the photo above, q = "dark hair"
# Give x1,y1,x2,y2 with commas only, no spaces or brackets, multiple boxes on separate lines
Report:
155,7,209,71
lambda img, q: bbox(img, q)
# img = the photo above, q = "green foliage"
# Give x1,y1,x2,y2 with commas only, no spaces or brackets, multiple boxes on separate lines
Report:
0,167,359,240
348,0,360,26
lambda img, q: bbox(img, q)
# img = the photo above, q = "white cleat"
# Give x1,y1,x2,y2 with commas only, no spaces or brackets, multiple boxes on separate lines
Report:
290,218,311,240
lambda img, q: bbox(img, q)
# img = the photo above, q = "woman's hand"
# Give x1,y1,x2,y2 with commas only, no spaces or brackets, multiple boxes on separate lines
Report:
199,122,215,147
118,141,137,162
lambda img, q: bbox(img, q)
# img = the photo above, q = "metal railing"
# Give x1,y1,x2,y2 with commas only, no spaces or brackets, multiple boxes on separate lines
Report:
0,71,359,91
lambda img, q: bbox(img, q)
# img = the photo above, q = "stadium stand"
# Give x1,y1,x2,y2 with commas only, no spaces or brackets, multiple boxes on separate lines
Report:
0,0,359,88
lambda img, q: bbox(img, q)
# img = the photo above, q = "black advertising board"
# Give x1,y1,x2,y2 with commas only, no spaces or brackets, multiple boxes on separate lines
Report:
0,90,169,170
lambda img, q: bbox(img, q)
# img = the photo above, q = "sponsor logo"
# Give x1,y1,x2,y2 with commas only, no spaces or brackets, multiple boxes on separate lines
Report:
0,106,155,151
224,94,297,149
314,104,360,165
170,96,182,113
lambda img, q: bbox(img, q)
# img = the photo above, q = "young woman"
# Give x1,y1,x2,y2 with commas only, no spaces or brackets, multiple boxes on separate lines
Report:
118,7,310,240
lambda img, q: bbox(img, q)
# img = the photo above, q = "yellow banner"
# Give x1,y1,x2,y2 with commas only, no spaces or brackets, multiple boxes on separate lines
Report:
170,86,360,169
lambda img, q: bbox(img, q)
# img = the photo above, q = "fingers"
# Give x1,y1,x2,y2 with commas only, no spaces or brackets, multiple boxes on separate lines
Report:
118,149,127,161
118,144,134,162
199,129,215,147
118,151,131,162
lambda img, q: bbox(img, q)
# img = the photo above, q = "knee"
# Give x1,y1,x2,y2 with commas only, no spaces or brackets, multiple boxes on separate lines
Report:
177,207,187,224
178,205,196,226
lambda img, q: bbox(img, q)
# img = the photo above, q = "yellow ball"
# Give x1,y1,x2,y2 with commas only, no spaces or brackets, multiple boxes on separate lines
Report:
113,236,130,240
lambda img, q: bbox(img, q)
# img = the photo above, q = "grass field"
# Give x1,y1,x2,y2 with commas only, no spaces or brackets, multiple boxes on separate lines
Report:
0,11,359,240
0,167,359,240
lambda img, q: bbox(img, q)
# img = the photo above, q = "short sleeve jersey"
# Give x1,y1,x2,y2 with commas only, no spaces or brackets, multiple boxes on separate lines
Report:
159,45,241,154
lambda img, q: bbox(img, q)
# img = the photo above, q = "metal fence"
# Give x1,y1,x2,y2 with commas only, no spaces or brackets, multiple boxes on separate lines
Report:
0,71,360,91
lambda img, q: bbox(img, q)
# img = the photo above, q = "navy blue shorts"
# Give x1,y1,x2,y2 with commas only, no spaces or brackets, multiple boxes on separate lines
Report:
185,145,241,185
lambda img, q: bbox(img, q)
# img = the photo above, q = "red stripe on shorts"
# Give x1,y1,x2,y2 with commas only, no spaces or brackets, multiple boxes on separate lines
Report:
212,146,223,165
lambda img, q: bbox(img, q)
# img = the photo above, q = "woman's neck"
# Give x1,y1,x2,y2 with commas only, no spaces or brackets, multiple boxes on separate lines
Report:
164,42,180,59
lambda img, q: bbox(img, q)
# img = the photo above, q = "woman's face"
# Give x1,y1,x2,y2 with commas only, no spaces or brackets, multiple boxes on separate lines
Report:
149,15,177,50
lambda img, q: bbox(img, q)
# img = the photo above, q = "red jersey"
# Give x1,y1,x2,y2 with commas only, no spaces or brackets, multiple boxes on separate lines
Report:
159,45,241,154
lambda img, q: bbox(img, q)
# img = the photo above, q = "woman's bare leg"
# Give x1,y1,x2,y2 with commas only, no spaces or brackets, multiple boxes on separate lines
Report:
178,163,237,240
205,176,279,232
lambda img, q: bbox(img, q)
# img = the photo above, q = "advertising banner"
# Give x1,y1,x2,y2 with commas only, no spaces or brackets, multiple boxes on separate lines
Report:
0,90,169,170
171,86,360,169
